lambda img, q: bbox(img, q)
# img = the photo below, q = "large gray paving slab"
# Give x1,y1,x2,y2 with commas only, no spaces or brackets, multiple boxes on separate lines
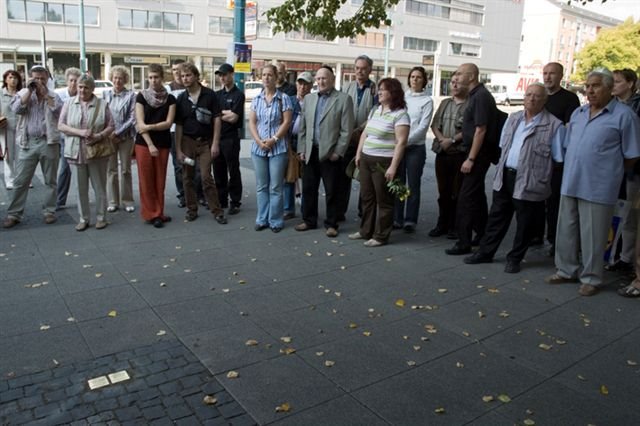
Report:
0,292,72,337
131,271,221,306
77,308,173,358
271,394,388,426
0,274,56,308
216,355,344,425
0,251,50,281
482,304,631,376
494,380,639,425
0,325,91,377
183,319,283,374
62,284,149,322
154,294,242,337
222,283,311,316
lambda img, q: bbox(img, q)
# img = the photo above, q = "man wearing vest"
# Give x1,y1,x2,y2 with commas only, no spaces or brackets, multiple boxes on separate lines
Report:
3,65,62,228
464,83,564,273
339,55,377,221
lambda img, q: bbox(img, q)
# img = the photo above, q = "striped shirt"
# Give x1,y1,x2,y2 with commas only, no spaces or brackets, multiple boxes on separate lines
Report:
250,89,292,157
103,89,136,138
363,106,410,157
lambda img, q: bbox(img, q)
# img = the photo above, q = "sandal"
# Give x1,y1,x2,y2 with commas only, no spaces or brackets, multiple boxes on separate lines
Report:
618,284,640,298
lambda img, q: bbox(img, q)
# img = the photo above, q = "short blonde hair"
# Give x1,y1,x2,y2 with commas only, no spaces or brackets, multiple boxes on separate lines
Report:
109,65,130,84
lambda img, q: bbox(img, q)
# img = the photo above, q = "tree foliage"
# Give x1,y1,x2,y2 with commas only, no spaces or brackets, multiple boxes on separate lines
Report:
265,0,399,40
572,18,640,81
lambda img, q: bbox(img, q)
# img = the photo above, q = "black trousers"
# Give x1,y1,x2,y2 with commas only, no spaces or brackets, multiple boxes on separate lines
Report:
478,169,544,262
302,146,341,229
455,158,490,247
213,136,243,208
435,152,466,232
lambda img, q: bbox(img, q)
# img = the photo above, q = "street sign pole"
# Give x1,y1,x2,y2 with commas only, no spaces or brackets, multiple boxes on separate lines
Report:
234,0,246,91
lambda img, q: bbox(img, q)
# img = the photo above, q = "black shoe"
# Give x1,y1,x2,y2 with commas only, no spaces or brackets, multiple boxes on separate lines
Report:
605,259,633,272
464,252,493,264
255,224,268,231
428,226,446,237
271,226,282,233
228,205,241,215
529,236,544,247
445,244,472,255
178,199,186,208
504,260,521,273
215,214,228,225
153,218,164,228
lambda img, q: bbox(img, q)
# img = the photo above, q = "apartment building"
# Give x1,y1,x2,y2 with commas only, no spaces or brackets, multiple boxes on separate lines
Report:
1,0,524,94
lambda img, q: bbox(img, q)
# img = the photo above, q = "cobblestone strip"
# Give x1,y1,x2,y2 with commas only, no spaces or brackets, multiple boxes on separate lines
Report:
0,340,256,425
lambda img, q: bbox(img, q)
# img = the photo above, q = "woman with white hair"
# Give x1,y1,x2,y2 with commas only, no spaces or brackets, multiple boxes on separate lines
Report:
104,65,137,213
58,74,115,231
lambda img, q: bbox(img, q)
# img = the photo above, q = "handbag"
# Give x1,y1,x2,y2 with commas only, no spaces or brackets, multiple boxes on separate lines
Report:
85,99,115,160
285,141,301,183
345,157,359,181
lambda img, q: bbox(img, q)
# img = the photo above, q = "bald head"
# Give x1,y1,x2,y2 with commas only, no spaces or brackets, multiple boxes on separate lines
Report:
455,63,479,90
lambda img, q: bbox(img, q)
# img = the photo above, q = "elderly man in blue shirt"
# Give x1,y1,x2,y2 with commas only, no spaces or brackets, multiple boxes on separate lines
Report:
464,83,564,273
546,68,640,296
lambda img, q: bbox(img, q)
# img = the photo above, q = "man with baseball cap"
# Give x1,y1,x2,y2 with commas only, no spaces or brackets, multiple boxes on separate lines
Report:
214,63,245,214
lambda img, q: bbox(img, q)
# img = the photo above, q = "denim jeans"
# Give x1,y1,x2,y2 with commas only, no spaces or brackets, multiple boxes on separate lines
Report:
252,152,287,228
283,182,296,214
394,144,426,226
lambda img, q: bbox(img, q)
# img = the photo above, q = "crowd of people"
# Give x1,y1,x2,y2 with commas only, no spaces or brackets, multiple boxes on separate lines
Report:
1,56,640,298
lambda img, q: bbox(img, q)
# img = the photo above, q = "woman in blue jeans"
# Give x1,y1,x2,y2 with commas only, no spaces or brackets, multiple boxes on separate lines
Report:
393,66,434,233
248,64,293,232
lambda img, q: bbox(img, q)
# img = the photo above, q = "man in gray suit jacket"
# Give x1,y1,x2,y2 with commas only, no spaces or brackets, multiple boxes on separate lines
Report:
295,66,354,237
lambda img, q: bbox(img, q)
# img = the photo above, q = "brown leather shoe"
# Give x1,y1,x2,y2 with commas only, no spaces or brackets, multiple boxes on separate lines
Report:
295,222,313,231
578,284,599,297
75,222,89,232
44,214,57,225
95,220,108,230
3,217,19,228
325,227,338,238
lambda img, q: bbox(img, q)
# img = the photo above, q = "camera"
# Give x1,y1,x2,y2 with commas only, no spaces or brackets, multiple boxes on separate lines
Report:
28,81,38,90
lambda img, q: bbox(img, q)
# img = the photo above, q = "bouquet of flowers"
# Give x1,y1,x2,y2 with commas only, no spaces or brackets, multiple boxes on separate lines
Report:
376,163,411,201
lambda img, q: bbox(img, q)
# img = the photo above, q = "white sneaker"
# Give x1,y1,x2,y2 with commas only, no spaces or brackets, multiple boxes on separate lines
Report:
364,239,384,247
107,206,118,212
125,206,135,212
348,232,364,240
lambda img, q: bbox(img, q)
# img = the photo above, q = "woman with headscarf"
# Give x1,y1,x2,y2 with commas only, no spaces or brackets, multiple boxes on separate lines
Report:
134,63,176,228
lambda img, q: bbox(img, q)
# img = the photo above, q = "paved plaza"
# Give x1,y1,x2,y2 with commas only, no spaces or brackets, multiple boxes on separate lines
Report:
1,139,640,425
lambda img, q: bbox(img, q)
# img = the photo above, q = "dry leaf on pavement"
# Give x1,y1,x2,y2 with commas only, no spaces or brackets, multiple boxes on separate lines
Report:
600,385,609,395
280,336,292,343
245,339,259,346
226,371,239,379
203,395,218,405
434,407,445,414
395,299,406,307
497,394,511,403
108,310,117,317
275,402,291,413
482,395,494,402
324,360,335,367
538,343,552,351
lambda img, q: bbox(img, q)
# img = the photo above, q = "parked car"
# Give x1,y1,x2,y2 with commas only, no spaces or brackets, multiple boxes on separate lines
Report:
244,81,263,101
93,80,114,98
488,84,524,106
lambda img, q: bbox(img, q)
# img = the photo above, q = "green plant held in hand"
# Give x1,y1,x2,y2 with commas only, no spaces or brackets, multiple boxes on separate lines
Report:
375,163,411,202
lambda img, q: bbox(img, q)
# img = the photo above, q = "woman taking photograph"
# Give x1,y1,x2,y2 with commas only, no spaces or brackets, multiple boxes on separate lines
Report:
248,64,292,232
393,66,433,233
135,63,176,228
0,70,23,189
58,75,115,231
350,78,409,247
104,65,137,213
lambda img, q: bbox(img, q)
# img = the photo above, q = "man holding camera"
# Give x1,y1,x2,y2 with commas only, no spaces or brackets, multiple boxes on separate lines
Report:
3,65,63,228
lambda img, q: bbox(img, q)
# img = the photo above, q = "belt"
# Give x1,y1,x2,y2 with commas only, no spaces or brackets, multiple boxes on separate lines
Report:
505,167,517,174
185,135,210,143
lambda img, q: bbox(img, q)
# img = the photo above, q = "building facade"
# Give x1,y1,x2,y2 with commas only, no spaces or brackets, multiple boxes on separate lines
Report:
1,0,524,94
519,0,621,82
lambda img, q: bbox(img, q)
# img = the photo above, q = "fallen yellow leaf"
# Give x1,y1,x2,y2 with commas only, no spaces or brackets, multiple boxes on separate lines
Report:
438,288,448,293
538,343,552,351
226,371,239,379
203,395,217,405
462,331,470,337
245,339,258,346
600,385,609,395
305,252,312,257
523,419,536,426
578,374,587,381
156,330,167,336
280,336,292,343
349,323,358,329
395,299,406,308
238,280,246,284
315,351,324,356
407,361,417,367
40,325,50,331
556,339,567,345
434,407,445,414
324,360,335,367
499,311,510,318
456,362,464,368
487,288,500,294
108,310,117,317
95,273,103,278
280,348,296,355
497,394,511,403
424,324,437,334
275,402,291,413
482,395,494,403
413,345,421,351
362,331,372,337
478,311,486,319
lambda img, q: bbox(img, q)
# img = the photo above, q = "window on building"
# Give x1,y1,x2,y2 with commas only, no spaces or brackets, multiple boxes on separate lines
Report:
258,20,272,38
8,0,98,25
117,9,192,32
209,16,234,34
449,42,480,57
46,3,62,23
405,0,483,25
403,36,439,52
349,32,392,48
26,1,45,22
286,28,333,42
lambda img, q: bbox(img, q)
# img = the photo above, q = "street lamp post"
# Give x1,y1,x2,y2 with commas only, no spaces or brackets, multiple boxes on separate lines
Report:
79,0,87,73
